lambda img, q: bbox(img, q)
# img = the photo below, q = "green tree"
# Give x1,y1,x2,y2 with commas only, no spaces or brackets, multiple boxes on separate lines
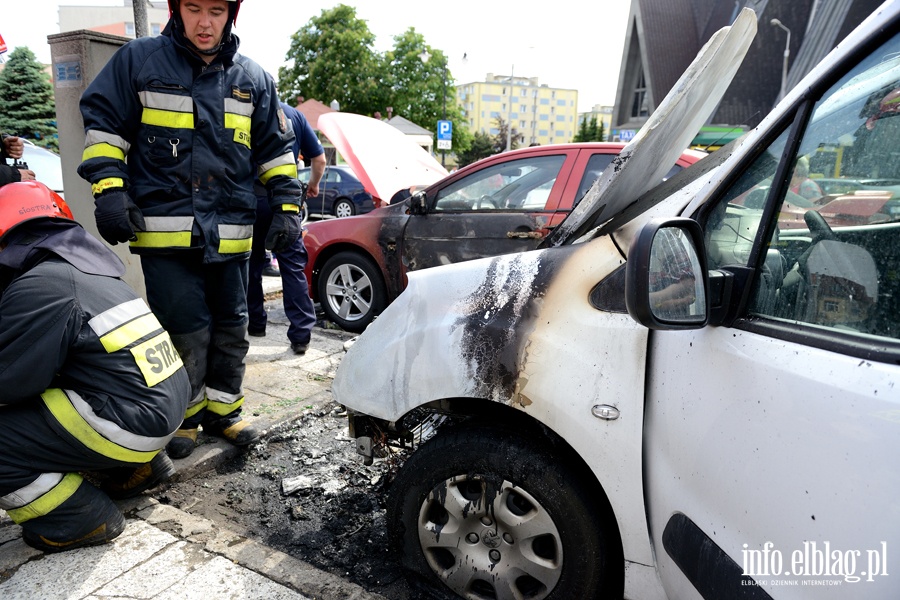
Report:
573,115,605,143
574,115,591,142
0,47,57,150
277,4,388,116
456,131,495,167
491,117,520,154
385,29,471,158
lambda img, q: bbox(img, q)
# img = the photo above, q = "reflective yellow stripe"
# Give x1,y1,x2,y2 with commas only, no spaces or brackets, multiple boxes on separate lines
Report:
91,178,125,196
41,389,158,463
259,163,298,185
141,107,194,129
131,333,184,387
224,113,251,131
6,473,82,524
219,238,252,254
82,143,126,162
206,396,244,416
184,397,208,419
98,313,162,353
131,231,193,248
84,130,131,154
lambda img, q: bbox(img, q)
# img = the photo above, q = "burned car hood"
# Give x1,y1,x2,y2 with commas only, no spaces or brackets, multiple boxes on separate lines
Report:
317,112,449,204
544,7,757,248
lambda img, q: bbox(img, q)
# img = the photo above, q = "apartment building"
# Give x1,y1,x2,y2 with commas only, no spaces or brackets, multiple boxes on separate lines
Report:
456,73,579,147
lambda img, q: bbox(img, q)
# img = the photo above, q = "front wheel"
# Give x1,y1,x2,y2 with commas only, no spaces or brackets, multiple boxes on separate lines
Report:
317,251,386,333
387,423,622,599
333,198,356,218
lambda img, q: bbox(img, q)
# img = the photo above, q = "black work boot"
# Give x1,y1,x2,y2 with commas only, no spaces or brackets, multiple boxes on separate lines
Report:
166,428,199,459
203,417,260,447
101,451,177,500
19,476,126,553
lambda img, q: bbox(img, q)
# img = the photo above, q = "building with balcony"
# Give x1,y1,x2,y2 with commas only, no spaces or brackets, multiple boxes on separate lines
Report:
456,73,578,147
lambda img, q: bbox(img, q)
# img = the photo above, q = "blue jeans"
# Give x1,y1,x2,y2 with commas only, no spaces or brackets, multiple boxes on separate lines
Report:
248,195,316,346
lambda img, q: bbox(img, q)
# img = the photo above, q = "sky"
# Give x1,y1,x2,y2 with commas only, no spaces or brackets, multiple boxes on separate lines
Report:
3,0,632,112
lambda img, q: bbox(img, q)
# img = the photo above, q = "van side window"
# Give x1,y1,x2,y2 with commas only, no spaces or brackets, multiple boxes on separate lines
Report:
748,32,900,341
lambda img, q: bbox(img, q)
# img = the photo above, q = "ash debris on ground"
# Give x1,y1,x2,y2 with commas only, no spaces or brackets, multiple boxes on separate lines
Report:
160,401,416,600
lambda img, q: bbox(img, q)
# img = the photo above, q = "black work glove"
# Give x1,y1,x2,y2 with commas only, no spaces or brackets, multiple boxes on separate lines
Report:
94,191,145,245
265,210,301,252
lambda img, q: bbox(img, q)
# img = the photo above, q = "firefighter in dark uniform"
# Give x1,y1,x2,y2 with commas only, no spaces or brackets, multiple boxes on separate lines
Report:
77,0,303,458
0,182,190,552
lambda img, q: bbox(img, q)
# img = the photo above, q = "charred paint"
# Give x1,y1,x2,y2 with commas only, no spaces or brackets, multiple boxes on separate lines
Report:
452,249,569,403
402,211,552,273
370,202,411,299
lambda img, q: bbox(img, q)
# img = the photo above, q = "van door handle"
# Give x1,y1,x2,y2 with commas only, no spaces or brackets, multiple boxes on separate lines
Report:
506,231,544,239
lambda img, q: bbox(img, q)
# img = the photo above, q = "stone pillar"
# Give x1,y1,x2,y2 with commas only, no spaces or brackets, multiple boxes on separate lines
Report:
48,30,146,297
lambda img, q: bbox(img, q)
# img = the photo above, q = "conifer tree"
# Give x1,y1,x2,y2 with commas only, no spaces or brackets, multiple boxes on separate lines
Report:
0,47,57,150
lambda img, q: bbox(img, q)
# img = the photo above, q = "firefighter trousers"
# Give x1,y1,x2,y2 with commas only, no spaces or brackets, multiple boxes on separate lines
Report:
141,253,250,428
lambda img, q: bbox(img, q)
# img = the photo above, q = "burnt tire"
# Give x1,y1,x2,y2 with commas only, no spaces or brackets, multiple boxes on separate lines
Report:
387,423,622,600
317,251,386,333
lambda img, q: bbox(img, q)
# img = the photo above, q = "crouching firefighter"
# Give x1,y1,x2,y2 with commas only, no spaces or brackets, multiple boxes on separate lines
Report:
0,182,190,552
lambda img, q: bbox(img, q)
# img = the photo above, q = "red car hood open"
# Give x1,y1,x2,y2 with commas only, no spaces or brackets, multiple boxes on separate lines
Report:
317,112,449,204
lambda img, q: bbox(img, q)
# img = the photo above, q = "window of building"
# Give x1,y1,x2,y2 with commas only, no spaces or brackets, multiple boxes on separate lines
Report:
125,22,135,36
151,23,161,36
632,67,649,118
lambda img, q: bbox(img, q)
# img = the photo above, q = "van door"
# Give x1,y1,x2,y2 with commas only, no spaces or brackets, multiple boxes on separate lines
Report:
644,30,900,599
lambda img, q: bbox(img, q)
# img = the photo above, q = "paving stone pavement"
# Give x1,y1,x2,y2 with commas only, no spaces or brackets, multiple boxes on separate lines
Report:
0,277,384,600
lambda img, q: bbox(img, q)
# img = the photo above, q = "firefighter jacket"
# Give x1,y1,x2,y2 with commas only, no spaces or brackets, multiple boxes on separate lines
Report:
77,21,301,264
0,222,191,463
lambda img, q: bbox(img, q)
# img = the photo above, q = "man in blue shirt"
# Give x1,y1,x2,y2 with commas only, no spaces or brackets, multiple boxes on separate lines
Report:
248,102,325,354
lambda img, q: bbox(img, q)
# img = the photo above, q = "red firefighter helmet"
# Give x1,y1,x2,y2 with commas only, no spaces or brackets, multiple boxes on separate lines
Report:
168,0,242,25
0,181,75,243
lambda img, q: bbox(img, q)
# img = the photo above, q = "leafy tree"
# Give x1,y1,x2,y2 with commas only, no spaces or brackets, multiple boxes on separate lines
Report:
456,131,494,167
277,4,388,116
0,47,57,150
385,29,471,156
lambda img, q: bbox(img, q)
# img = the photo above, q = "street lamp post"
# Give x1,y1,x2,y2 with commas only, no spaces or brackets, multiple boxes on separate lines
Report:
506,64,514,152
771,18,791,102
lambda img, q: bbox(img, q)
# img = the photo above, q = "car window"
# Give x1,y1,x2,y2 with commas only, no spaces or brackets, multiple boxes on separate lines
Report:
433,155,566,211
574,154,615,208
711,31,900,342
298,170,310,183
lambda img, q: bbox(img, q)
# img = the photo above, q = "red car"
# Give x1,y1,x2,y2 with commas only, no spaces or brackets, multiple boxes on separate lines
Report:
305,142,706,332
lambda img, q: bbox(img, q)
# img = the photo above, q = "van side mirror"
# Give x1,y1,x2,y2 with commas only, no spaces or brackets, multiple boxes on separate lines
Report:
625,217,709,329
409,190,428,215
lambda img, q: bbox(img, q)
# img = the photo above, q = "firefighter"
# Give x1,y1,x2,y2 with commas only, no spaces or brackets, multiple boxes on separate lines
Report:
77,0,303,458
0,182,190,552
